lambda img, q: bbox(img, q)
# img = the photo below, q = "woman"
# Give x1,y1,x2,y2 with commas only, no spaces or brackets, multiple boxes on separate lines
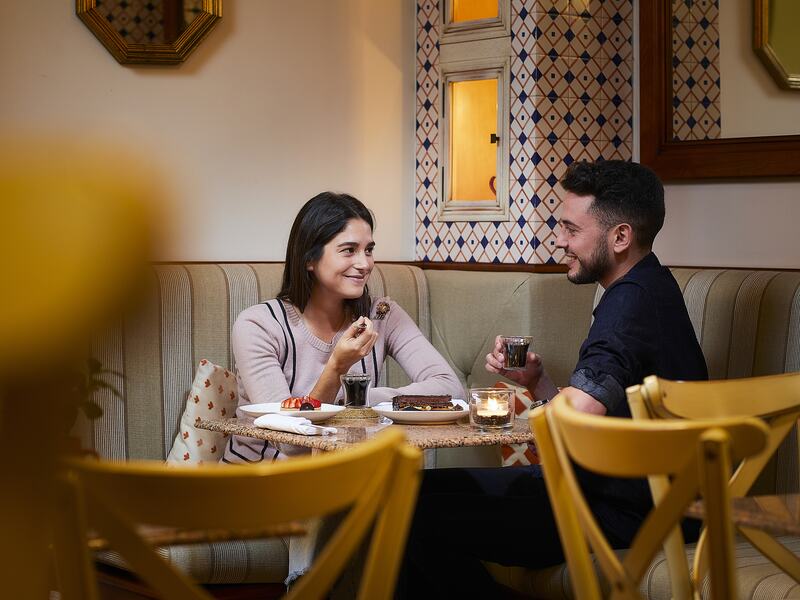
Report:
223,191,463,464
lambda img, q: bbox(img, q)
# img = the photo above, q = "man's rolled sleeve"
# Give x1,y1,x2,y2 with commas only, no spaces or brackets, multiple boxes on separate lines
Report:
569,368,625,414
570,282,656,417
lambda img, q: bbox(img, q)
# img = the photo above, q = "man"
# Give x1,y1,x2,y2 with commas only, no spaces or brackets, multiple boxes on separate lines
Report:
398,160,708,598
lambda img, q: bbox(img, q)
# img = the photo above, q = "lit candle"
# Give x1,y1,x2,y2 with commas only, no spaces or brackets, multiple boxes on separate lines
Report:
476,397,509,418
469,390,514,429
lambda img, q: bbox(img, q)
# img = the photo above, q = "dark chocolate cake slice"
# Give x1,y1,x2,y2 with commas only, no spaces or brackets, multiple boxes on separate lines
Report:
392,394,455,411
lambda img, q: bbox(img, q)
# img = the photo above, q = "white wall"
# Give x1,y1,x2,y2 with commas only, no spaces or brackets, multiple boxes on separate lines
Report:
0,0,415,261
633,1,800,269
3,1,799,269
656,180,800,269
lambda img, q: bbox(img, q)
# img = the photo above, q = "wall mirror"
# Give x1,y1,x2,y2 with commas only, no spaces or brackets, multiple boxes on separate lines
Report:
754,0,800,90
77,0,222,65
640,0,800,179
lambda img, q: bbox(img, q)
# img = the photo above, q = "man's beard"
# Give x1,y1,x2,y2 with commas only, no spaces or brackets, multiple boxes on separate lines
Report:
567,238,612,285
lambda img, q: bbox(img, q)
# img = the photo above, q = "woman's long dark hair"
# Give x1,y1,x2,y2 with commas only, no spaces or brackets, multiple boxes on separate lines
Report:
278,192,374,318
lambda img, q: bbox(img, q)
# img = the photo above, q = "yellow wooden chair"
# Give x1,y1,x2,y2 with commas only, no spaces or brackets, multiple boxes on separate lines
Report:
531,394,769,600
53,428,421,600
628,372,800,589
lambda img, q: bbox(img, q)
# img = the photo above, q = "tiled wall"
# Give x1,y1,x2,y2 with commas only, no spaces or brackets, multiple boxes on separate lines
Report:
415,0,634,264
671,0,721,140
96,0,164,44
94,0,205,45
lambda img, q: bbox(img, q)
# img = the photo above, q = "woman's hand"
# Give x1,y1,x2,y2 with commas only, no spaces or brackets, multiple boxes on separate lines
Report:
330,317,378,374
485,335,545,389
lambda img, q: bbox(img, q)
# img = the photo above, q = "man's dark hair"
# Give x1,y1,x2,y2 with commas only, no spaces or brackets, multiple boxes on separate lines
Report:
560,160,665,249
279,191,373,317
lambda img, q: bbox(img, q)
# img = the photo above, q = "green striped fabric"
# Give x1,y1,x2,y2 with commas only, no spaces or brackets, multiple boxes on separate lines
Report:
84,263,432,584
85,264,800,590
82,263,429,462
488,536,800,599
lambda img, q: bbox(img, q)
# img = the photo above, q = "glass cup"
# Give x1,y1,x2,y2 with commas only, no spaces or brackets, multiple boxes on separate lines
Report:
501,335,533,370
468,387,515,431
340,373,371,407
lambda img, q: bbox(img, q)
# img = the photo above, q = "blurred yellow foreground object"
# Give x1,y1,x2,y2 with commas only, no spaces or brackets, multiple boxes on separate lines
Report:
0,138,162,370
0,137,163,599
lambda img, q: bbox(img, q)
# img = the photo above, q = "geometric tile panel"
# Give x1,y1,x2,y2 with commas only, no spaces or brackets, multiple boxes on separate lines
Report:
96,0,165,44
416,0,634,263
671,0,722,141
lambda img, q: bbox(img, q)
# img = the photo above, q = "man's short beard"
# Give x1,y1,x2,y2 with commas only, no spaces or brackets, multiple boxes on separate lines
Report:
567,237,612,285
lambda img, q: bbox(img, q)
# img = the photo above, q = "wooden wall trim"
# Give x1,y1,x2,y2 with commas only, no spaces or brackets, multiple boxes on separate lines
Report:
405,261,567,273
153,260,568,273
153,260,796,273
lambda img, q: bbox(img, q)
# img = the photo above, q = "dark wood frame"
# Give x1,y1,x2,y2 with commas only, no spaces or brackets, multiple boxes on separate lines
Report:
156,260,568,273
639,0,800,179
155,260,798,272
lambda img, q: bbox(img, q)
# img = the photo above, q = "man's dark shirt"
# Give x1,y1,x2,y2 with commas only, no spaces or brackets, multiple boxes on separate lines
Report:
566,252,708,542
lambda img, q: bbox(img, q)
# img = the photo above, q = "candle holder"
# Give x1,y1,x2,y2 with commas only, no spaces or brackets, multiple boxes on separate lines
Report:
468,387,515,431
500,336,532,370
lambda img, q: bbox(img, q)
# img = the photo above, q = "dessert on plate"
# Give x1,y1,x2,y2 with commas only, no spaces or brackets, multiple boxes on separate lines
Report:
280,396,322,411
391,394,461,411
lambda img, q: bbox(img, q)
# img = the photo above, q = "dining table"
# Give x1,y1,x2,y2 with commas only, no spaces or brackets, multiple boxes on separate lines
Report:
87,522,307,552
686,493,800,538
196,412,534,463
686,493,800,583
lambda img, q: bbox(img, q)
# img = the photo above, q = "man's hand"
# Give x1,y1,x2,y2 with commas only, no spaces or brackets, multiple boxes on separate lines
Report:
485,335,544,388
331,317,378,374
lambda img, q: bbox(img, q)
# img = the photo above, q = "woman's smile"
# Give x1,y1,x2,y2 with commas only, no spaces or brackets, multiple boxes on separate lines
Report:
309,218,375,301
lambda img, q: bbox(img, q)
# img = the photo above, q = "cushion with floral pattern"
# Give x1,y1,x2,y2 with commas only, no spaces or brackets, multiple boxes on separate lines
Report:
166,359,237,465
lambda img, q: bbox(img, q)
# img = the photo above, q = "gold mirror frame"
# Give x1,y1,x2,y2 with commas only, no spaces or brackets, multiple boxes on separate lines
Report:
77,0,222,65
754,0,800,90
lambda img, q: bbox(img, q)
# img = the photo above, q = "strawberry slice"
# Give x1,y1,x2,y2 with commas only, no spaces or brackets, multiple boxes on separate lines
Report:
281,396,321,409
280,397,303,409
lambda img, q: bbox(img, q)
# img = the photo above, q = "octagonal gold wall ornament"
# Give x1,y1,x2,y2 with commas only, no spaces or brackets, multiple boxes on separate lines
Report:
77,0,222,65
754,0,800,90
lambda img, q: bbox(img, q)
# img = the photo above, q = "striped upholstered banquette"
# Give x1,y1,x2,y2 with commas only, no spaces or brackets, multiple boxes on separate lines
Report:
83,263,800,596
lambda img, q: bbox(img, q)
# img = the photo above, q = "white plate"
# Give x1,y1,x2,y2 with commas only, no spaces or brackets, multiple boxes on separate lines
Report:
372,399,469,425
239,403,344,423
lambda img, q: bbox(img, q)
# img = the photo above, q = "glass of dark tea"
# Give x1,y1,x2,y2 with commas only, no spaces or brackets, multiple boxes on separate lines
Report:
501,336,533,370
340,373,371,407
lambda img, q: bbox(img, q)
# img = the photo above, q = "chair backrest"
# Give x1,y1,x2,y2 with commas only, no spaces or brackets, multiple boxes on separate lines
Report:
54,428,421,600
531,394,768,600
629,372,800,590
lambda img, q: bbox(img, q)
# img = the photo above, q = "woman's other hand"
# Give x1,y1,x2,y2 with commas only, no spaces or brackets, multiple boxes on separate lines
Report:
331,317,378,373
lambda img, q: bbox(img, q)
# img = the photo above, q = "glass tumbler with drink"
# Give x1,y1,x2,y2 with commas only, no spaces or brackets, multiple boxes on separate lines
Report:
340,372,371,407
501,335,533,370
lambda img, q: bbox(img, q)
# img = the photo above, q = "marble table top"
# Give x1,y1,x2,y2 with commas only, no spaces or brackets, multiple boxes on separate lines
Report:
686,494,800,537
197,414,534,452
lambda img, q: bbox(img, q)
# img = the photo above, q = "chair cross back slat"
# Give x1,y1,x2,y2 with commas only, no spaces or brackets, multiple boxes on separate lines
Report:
533,394,768,600
53,428,422,600
636,373,800,588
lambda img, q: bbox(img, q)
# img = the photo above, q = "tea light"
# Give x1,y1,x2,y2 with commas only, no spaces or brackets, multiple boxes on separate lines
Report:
469,388,515,430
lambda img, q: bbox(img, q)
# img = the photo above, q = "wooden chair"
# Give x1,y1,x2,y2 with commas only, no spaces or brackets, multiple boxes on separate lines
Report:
531,394,768,600
53,428,421,600
628,372,800,589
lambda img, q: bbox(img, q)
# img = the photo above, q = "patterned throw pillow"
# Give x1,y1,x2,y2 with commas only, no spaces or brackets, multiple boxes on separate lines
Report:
494,381,540,467
166,359,238,465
